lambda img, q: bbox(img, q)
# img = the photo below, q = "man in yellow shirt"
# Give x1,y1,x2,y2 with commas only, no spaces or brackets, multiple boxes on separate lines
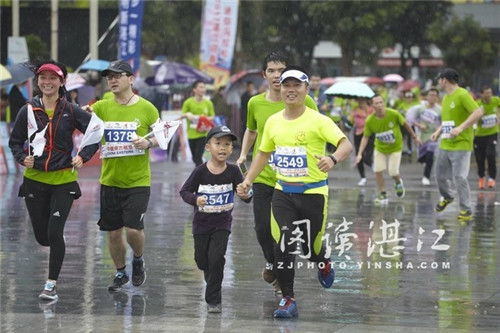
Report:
238,66,352,319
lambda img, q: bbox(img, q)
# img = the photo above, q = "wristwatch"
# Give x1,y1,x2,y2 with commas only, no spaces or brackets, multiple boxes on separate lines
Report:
147,139,153,149
329,155,337,165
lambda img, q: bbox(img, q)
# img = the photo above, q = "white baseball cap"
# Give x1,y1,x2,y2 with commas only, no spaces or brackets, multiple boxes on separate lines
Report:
279,70,309,84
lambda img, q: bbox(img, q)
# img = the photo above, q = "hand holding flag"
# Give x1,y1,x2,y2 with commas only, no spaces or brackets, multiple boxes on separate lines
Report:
72,112,104,172
144,119,182,150
31,124,48,157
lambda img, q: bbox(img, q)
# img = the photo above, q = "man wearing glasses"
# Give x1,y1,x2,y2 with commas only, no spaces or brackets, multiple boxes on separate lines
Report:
87,60,160,292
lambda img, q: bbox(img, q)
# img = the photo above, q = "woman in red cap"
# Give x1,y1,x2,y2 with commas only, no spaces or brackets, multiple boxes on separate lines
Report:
8,59,100,302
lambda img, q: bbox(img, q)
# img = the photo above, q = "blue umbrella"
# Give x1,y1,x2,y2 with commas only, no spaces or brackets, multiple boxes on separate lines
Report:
79,59,110,72
145,61,214,86
0,62,34,87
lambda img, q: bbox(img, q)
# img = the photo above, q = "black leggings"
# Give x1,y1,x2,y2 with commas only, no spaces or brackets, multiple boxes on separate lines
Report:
271,190,329,298
19,178,80,281
354,133,374,178
188,137,206,166
252,183,275,265
474,134,497,179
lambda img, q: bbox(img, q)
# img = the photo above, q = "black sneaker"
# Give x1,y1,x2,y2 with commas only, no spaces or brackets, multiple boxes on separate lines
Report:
108,271,129,292
435,197,454,212
132,259,146,287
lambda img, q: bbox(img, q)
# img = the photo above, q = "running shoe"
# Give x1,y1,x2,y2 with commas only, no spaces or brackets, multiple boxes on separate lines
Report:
317,260,335,288
458,209,472,221
132,259,146,287
108,271,129,292
273,279,282,294
435,197,454,212
357,178,367,186
207,303,222,313
488,178,495,188
374,193,388,205
395,179,405,198
262,262,276,283
39,281,58,301
422,177,430,186
274,296,298,318
478,178,485,189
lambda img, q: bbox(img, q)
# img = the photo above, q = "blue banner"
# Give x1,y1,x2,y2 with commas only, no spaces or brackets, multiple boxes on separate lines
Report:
119,0,144,74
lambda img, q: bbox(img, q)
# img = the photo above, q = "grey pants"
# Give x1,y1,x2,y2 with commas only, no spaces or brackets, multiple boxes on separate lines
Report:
435,149,472,211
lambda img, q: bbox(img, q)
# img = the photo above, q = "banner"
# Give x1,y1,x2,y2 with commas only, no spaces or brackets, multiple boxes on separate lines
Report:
200,0,239,87
119,0,144,74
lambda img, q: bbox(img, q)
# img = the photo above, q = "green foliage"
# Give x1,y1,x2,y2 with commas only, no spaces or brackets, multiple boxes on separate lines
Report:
25,34,49,60
142,1,202,64
427,14,499,86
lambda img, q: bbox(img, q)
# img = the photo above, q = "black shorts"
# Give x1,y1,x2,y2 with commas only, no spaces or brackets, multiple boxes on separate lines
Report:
98,185,150,231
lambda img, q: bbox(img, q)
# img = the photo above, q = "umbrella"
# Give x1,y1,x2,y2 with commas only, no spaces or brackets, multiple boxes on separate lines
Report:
65,73,86,91
0,62,34,87
324,81,375,99
0,64,12,82
224,69,264,104
145,61,214,86
383,73,404,83
365,77,384,85
79,59,110,72
320,77,336,86
398,79,420,92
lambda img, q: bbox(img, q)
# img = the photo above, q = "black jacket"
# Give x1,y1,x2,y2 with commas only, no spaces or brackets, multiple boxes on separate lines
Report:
8,95,99,172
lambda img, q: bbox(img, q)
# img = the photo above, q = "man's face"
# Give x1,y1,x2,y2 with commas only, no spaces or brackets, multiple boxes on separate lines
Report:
264,61,286,92
310,75,321,90
280,78,309,106
372,96,385,112
427,90,439,104
482,88,492,103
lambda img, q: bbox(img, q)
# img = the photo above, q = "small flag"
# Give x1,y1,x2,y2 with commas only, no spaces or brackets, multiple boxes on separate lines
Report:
79,112,104,151
27,104,38,140
148,119,182,150
31,124,48,157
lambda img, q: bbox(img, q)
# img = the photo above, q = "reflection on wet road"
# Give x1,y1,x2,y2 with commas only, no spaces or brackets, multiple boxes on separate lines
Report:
1,161,499,332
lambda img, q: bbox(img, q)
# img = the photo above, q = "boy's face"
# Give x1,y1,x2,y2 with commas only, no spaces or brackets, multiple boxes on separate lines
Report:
205,135,234,162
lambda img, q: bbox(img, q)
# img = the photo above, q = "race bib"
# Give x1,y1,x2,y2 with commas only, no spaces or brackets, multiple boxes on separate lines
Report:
441,120,455,139
198,183,234,213
267,151,278,171
480,114,497,129
274,146,308,177
100,121,145,158
375,130,396,144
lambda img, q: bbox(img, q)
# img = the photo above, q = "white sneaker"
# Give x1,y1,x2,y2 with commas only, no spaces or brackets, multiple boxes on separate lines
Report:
357,178,367,186
422,177,430,186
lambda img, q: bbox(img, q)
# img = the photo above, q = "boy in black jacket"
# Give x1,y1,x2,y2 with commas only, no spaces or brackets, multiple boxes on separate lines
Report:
180,125,252,313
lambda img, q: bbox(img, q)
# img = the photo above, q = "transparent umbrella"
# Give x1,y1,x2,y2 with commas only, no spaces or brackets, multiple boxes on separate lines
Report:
324,81,375,99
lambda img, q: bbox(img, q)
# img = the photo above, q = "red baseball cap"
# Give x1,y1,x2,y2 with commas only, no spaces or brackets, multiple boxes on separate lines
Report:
36,64,64,80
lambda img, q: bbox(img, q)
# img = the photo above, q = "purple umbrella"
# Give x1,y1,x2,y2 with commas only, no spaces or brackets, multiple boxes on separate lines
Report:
145,61,214,85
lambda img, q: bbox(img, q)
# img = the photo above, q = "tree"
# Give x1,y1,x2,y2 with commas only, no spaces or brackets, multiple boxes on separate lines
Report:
142,1,202,64
385,1,452,77
427,14,498,87
306,1,397,76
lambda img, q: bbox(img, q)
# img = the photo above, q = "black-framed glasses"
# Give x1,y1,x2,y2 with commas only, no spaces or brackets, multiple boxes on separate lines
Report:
105,73,129,80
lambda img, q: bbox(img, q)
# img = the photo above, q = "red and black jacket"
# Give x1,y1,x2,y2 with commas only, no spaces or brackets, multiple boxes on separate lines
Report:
8,95,99,172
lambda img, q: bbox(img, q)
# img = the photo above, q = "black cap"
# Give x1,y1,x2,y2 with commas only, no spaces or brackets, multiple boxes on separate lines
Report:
435,68,459,83
102,60,133,76
205,125,238,143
